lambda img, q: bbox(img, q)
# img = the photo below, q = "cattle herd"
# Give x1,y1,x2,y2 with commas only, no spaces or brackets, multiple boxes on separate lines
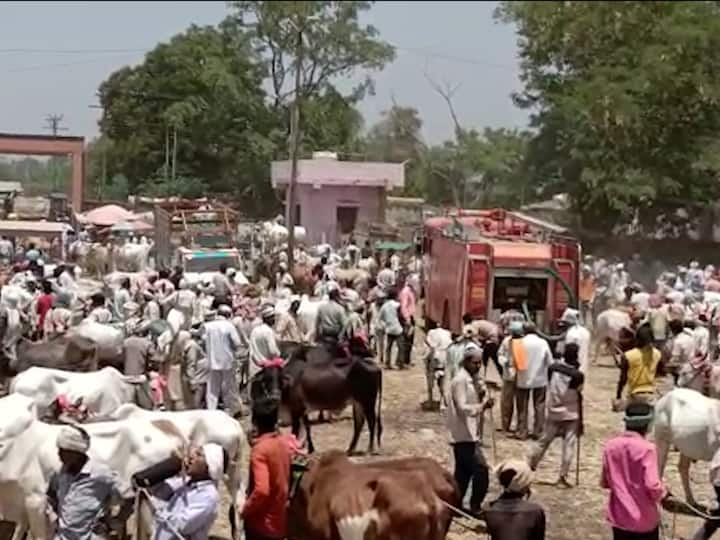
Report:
5,239,720,540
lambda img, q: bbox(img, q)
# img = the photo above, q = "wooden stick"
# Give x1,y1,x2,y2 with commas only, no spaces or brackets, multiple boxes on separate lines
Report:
575,432,581,486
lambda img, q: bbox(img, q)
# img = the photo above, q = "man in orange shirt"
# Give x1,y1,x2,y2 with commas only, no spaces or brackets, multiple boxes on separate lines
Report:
579,267,596,327
242,403,292,540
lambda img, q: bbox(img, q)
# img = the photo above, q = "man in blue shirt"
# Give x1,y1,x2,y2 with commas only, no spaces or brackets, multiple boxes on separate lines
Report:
47,425,133,540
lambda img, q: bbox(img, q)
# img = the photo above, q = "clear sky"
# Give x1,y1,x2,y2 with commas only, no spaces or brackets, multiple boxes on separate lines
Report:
0,1,527,145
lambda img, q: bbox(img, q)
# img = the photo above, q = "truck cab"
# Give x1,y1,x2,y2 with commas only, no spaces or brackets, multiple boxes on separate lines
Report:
177,247,242,273
423,209,580,334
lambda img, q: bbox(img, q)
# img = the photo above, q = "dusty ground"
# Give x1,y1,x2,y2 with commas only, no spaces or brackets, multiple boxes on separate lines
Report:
217,348,714,540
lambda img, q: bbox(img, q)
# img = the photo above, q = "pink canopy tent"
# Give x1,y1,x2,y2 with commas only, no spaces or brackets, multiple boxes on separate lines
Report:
78,204,139,227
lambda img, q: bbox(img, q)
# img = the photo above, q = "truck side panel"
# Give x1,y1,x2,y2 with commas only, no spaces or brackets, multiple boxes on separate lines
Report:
552,242,580,320
464,257,489,323
426,237,468,334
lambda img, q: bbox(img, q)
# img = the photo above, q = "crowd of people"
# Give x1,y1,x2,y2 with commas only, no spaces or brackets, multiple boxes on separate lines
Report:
8,231,720,540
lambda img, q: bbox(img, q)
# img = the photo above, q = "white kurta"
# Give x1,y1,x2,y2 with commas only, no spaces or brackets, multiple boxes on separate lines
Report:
248,323,280,379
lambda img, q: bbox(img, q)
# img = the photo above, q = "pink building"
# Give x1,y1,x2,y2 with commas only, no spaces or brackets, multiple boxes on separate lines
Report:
271,153,405,246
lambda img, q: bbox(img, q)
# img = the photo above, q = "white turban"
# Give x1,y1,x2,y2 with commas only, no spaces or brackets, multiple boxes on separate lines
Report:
57,425,90,453
260,304,275,319
202,443,224,483
561,308,579,326
496,459,534,494
218,304,233,317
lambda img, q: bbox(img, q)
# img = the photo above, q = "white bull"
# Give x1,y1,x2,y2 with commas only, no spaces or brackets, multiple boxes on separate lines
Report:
261,222,307,245
593,308,632,361
655,388,720,507
0,394,185,540
69,321,124,350
10,366,137,419
114,242,153,272
108,403,247,531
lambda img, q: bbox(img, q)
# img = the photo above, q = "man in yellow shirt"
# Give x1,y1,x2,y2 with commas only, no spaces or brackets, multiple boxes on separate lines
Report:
614,324,664,410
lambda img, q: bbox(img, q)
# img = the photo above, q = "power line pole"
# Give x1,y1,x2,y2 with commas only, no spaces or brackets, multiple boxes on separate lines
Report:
44,113,68,137
43,114,68,192
285,22,304,273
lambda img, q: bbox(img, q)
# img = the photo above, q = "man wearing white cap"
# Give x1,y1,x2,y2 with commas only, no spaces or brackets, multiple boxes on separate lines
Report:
249,305,281,381
148,443,224,540
559,307,591,374
446,344,492,516
47,425,133,540
315,287,348,351
203,304,242,415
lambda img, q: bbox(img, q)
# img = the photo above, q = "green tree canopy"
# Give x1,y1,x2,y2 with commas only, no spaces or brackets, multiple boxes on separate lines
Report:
97,21,278,214
497,1,720,230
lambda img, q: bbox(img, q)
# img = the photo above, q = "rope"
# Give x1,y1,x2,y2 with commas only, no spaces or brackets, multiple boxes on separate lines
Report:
135,486,186,540
665,495,720,521
441,499,482,523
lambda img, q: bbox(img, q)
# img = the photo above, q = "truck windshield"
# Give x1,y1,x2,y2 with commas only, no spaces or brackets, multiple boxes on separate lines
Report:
493,276,548,312
183,254,240,273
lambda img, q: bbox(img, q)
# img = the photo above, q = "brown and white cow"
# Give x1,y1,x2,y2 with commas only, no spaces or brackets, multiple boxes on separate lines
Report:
289,451,459,540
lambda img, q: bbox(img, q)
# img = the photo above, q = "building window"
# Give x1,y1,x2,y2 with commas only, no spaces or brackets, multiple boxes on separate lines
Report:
295,204,301,226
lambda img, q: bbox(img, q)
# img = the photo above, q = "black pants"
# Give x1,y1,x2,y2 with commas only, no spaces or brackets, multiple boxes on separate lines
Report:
452,441,489,512
398,323,413,367
385,333,403,367
612,527,659,540
482,341,502,376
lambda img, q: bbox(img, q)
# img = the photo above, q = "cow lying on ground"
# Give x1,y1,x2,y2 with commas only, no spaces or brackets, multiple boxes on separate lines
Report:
0,394,186,540
288,451,459,540
252,337,383,455
9,366,141,419
655,388,720,507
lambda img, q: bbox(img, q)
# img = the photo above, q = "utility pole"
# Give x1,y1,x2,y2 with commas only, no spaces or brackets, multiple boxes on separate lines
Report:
44,114,68,137
171,126,178,181
44,114,68,192
285,21,304,272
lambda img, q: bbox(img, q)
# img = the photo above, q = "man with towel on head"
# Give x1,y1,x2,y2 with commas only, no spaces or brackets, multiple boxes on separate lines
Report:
485,459,546,540
47,425,133,540
150,443,224,540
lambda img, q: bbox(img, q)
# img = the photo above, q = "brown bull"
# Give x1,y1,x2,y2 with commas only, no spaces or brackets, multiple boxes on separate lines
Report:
288,451,459,540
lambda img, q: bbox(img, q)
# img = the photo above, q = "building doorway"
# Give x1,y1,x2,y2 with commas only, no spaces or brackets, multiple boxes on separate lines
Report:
336,206,358,242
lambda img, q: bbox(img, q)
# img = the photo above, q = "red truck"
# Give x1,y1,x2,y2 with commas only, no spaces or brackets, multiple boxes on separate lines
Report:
422,208,581,334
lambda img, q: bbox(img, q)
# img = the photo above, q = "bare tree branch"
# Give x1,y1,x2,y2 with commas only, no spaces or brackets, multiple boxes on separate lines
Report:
423,66,463,138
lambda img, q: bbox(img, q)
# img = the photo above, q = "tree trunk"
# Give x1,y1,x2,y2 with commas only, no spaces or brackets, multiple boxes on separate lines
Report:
286,28,304,272
171,126,178,182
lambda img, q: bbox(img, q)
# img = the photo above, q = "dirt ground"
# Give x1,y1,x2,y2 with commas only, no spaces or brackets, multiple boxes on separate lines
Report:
219,346,715,540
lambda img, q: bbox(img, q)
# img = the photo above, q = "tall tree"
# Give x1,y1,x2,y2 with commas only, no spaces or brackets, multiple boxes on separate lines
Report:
498,1,720,231
230,1,395,264
97,21,279,214
364,104,425,193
